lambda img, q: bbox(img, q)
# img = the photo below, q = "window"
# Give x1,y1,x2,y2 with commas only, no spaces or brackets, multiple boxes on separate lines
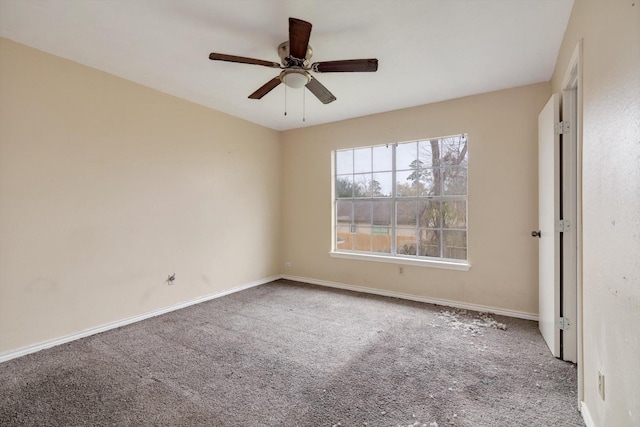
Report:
333,134,468,265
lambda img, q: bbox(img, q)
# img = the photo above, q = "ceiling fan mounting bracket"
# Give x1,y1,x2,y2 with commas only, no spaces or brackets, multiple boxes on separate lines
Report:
278,41,313,68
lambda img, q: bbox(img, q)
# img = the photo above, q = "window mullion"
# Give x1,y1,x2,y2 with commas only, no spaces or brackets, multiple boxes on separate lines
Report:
414,142,421,257
351,150,356,251
440,197,444,259
391,144,397,256
370,151,373,253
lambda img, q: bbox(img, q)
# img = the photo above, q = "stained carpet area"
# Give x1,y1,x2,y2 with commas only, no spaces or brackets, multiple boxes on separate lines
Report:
0,279,584,426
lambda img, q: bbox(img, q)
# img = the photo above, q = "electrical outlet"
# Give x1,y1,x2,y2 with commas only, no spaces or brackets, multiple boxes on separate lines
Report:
598,370,605,400
399,266,404,276
284,261,292,268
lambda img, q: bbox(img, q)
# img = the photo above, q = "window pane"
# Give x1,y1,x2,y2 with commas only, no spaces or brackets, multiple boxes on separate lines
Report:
440,135,468,167
442,167,467,196
396,228,417,255
418,139,439,167
336,225,352,250
419,229,441,258
372,145,392,171
418,200,441,228
442,200,466,229
372,233,391,254
372,200,392,226
371,205,391,254
396,200,417,226
336,150,353,175
418,168,440,196
358,173,389,197
396,169,417,197
336,175,354,198
352,226,372,252
396,141,417,170
354,201,372,225
336,201,353,224
353,147,371,174
372,172,392,197
443,230,467,260
353,174,370,197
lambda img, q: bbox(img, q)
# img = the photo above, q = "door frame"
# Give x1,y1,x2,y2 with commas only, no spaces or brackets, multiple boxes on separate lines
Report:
560,40,584,403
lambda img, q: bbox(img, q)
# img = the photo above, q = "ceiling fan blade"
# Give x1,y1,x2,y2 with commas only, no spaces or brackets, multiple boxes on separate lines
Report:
248,77,282,99
209,53,280,68
289,18,312,59
312,59,379,73
306,77,336,104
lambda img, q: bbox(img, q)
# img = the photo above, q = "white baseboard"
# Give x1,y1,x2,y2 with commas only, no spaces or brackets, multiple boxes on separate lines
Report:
2,273,538,364
0,275,279,363
282,274,539,321
580,401,596,427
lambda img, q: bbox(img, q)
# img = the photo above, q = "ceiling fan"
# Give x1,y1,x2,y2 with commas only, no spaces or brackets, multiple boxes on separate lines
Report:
209,17,378,104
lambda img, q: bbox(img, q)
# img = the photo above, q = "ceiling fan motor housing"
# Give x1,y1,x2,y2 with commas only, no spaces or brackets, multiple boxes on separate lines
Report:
278,41,313,67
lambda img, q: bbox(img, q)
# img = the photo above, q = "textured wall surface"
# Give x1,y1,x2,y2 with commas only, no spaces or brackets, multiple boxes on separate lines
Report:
550,1,640,425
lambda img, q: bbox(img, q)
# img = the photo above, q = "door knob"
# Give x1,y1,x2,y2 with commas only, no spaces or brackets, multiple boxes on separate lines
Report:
531,230,541,238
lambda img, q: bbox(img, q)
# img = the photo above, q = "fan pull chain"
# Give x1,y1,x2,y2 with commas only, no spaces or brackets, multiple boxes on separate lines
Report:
302,87,306,122
284,84,287,116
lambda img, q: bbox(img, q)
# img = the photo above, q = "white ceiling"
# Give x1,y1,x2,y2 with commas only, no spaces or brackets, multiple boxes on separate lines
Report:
0,0,573,131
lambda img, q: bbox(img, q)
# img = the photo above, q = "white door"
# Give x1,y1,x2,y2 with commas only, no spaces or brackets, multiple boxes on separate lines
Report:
537,94,561,357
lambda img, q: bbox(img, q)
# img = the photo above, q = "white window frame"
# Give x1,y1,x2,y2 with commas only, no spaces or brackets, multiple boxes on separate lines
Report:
331,135,471,271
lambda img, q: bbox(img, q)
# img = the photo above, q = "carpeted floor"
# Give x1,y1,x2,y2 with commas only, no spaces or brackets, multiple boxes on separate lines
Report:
0,279,584,426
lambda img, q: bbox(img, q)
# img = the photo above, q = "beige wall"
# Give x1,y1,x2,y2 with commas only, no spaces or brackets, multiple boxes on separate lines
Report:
281,83,550,316
550,1,640,426
0,38,282,354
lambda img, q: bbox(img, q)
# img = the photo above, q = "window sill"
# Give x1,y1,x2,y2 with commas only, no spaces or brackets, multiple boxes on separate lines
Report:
329,251,471,271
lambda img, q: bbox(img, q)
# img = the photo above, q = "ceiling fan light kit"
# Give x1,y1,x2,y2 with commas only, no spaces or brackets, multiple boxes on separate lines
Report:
280,69,310,88
208,17,378,105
